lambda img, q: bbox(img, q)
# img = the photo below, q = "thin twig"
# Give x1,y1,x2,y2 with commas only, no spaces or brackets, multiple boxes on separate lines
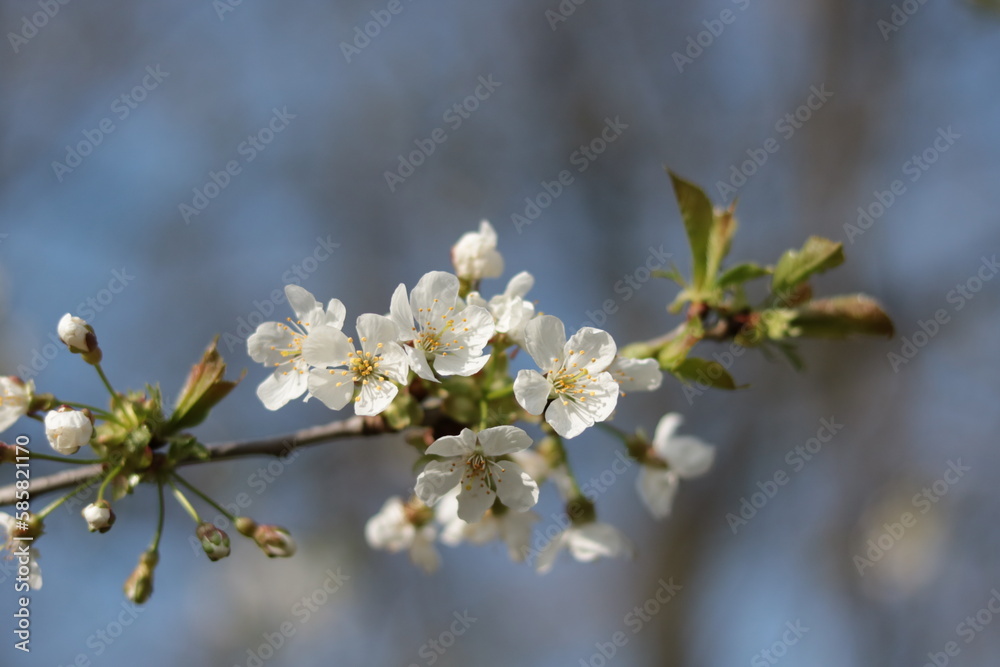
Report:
0,414,399,506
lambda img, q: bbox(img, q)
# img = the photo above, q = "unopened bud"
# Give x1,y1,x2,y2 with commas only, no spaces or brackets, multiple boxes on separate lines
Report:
234,516,258,537
124,550,158,604
57,313,102,363
253,524,296,558
82,500,116,533
43,405,94,455
196,522,231,562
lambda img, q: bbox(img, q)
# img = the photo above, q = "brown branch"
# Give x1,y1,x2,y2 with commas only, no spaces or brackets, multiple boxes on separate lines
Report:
0,414,400,507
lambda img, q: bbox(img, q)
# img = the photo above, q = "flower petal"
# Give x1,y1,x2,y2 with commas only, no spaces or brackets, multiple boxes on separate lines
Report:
433,350,490,377
405,347,438,382
504,271,534,299
389,283,415,341
415,460,464,506
306,369,355,411
477,425,532,456
301,326,353,368
565,327,617,374
410,271,460,325
661,436,715,478
523,315,567,373
493,460,539,512
354,375,398,416
652,413,684,457
409,527,441,573
247,322,296,365
284,285,321,320
377,342,411,384
256,368,308,410
426,429,476,457
513,370,551,415
567,523,633,562
535,533,567,574
456,479,496,523
609,356,664,393
321,298,347,330
357,313,401,352
636,469,680,520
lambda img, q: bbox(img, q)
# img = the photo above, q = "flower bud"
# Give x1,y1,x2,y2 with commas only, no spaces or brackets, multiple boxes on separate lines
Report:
82,500,116,533
57,313,102,363
43,406,94,455
252,524,296,558
124,550,158,604
234,516,258,537
451,220,503,282
196,522,231,562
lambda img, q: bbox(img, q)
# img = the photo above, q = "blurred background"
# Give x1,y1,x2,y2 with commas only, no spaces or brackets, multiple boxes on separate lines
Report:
1,0,999,665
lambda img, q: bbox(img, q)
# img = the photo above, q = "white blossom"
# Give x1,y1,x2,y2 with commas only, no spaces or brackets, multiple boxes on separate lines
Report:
365,497,441,573
451,220,504,282
513,315,619,438
438,490,539,563
415,426,539,523
466,271,536,346
247,285,347,410
636,413,715,519
305,314,409,416
390,271,494,381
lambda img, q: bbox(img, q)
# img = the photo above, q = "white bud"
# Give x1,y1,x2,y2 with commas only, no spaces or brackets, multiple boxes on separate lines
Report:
44,406,94,455
58,314,93,352
82,501,115,533
451,220,503,281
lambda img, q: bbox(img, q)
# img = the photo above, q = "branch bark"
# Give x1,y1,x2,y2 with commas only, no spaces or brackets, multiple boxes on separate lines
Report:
0,414,397,506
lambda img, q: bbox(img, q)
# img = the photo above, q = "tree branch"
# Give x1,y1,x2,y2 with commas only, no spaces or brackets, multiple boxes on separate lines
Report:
0,414,399,507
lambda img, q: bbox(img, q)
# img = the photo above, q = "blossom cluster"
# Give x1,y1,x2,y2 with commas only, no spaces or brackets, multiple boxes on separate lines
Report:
246,221,716,572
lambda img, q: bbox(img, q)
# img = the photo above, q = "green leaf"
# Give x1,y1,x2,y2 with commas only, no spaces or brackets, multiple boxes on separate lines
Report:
706,205,738,282
165,338,245,435
651,267,685,286
791,295,895,339
671,357,739,390
718,262,771,288
771,236,845,298
668,170,714,290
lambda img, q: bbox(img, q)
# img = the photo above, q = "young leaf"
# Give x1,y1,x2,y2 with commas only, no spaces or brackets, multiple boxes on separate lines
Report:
671,357,739,390
791,295,895,338
718,262,771,288
668,170,714,290
706,205,738,282
771,236,845,296
165,338,245,435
